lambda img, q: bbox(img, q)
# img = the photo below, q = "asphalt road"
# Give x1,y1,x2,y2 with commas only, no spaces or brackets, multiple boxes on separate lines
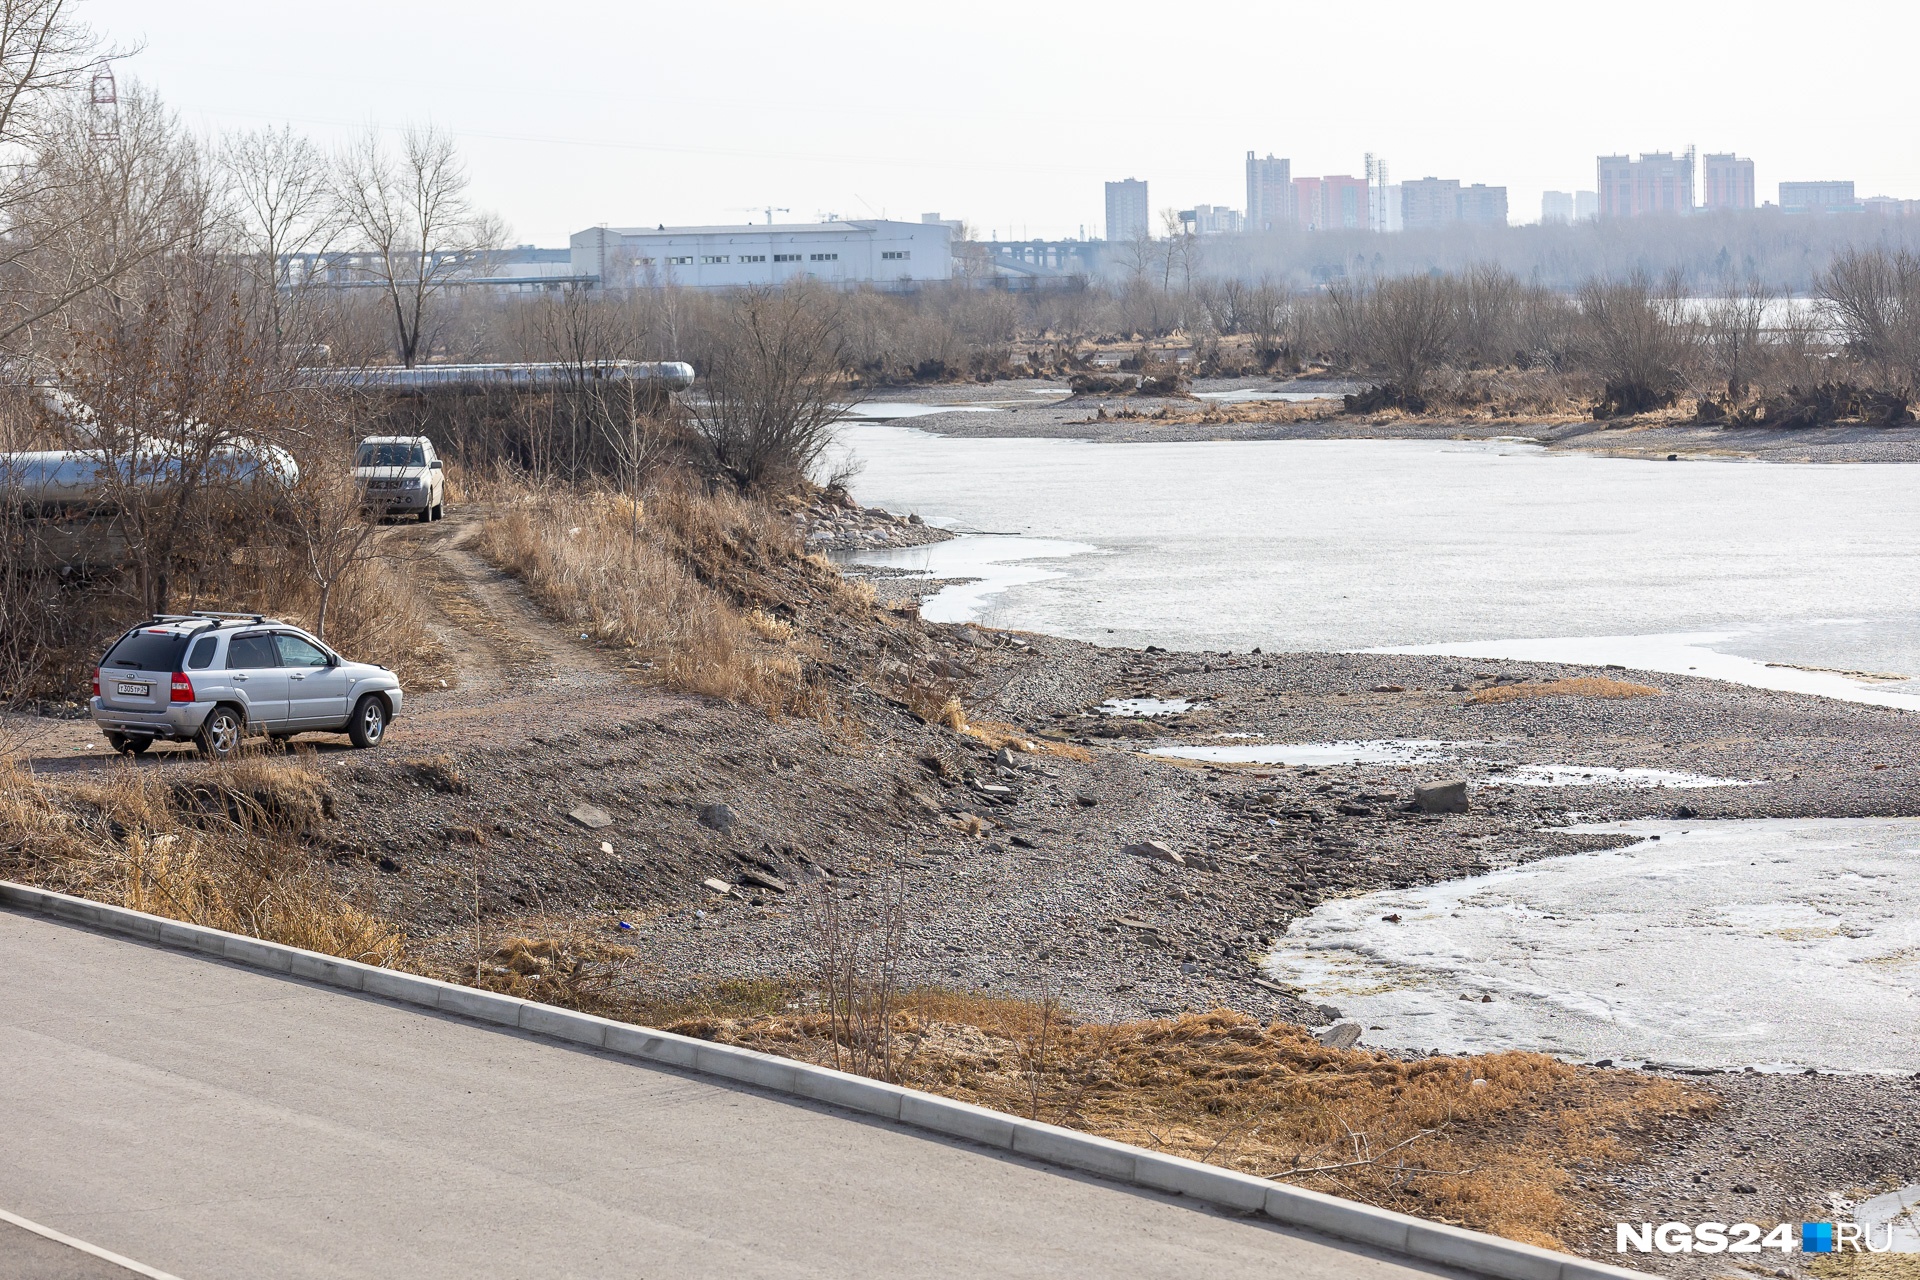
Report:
1,909,1466,1280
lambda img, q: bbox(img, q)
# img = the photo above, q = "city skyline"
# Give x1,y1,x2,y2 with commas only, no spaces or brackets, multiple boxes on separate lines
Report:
85,0,1920,245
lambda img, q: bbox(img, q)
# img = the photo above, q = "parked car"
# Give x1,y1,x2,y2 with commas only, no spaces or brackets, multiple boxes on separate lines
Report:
90,612,404,759
355,435,445,522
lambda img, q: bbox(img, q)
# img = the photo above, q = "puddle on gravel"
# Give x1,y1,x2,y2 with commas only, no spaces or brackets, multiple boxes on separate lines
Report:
1147,739,1475,767
1263,817,1920,1073
1483,764,1758,789
1097,698,1197,717
1851,1184,1920,1251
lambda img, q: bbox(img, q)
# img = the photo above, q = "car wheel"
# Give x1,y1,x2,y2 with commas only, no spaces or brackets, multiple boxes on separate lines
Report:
432,502,444,521
417,505,432,523
196,706,244,760
348,695,387,749
105,732,150,756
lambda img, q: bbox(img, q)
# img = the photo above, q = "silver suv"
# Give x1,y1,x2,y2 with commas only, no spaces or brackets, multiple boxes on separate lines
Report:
90,613,405,759
356,435,445,522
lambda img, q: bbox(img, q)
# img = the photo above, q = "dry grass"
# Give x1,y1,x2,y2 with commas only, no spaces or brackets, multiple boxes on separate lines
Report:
667,996,1711,1251
961,717,1096,762
475,483,822,713
1811,1255,1920,1280
1468,677,1663,705
0,755,403,966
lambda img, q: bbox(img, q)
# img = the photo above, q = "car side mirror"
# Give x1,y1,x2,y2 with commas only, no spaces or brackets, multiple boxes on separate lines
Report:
430,459,443,471
326,652,340,666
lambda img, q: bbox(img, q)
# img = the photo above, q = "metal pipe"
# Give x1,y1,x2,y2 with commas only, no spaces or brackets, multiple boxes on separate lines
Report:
300,360,695,393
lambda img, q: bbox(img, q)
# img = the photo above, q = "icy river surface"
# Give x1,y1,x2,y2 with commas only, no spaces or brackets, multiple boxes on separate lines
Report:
837,428,1920,705
1262,819,1920,1074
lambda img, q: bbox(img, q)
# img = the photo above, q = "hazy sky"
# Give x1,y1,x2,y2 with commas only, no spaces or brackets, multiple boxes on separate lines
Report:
84,0,1920,245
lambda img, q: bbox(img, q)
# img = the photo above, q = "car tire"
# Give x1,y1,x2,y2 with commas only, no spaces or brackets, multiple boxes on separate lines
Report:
348,695,387,749
105,732,150,756
432,501,444,521
417,506,432,523
196,706,244,761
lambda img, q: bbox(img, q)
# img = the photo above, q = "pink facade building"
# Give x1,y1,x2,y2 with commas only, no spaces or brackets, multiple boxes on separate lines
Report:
1295,175,1369,230
1702,154,1755,210
1597,151,1696,217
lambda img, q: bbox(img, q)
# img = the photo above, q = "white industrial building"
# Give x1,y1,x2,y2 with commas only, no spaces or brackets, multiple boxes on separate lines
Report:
570,220,952,289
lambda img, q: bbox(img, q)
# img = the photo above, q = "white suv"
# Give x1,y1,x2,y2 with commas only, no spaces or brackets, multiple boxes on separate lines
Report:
356,435,445,522
90,613,405,759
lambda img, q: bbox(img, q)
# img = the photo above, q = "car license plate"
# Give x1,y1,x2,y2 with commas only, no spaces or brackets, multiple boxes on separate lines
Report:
117,682,149,696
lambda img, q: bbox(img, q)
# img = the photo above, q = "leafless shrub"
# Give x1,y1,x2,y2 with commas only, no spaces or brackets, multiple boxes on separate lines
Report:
1575,272,1698,416
804,861,908,1080
691,283,854,493
1818,246,1920,391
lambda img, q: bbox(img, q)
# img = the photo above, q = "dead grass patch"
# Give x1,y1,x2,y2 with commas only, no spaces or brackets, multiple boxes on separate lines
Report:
1469,676,1662,705
0,756,402,966
475,483,824,714
962,717,1096,762
670,996,1711,1251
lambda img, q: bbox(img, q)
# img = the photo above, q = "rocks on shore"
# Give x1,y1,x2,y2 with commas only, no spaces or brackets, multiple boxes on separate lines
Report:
1414,780,1469,814
795,495,953,552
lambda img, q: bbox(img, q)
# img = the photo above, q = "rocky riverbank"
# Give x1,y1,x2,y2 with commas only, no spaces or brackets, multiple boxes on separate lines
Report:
789,489,954,552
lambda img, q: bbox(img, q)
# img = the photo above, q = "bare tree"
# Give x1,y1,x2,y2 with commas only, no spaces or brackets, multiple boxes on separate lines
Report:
1702,275,1772,401
5,72,213,350
221,124,339,354
56,276,292,615
692,284,852,493
332,125,501,367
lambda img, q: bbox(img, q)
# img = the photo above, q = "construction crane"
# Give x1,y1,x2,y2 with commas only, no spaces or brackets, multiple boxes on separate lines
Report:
733,206,790,225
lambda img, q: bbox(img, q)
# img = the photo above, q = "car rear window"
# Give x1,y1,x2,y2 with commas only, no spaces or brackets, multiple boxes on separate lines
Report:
103,631,189,671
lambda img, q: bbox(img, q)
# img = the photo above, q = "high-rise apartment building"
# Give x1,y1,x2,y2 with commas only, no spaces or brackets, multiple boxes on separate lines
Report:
1400,177,1461,231
1574,190,1599,221
1295,175,1368,230
1702,154,1755,210
1460,184,1508,226
1541,191,1575,224
1779,181,1858,213
1596,151,1696,217
1400,177,1508,230
1104,179,1150,241
1245,153,1293,232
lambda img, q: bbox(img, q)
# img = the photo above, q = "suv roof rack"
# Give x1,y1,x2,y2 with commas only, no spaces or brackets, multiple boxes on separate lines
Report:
146,610,280,626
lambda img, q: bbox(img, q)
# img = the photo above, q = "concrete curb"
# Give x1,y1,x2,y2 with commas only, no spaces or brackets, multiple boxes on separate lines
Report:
2,881,1646,1280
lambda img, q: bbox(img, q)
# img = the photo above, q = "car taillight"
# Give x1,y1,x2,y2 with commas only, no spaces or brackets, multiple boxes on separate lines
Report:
91,668,100,698
170,673,195,703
